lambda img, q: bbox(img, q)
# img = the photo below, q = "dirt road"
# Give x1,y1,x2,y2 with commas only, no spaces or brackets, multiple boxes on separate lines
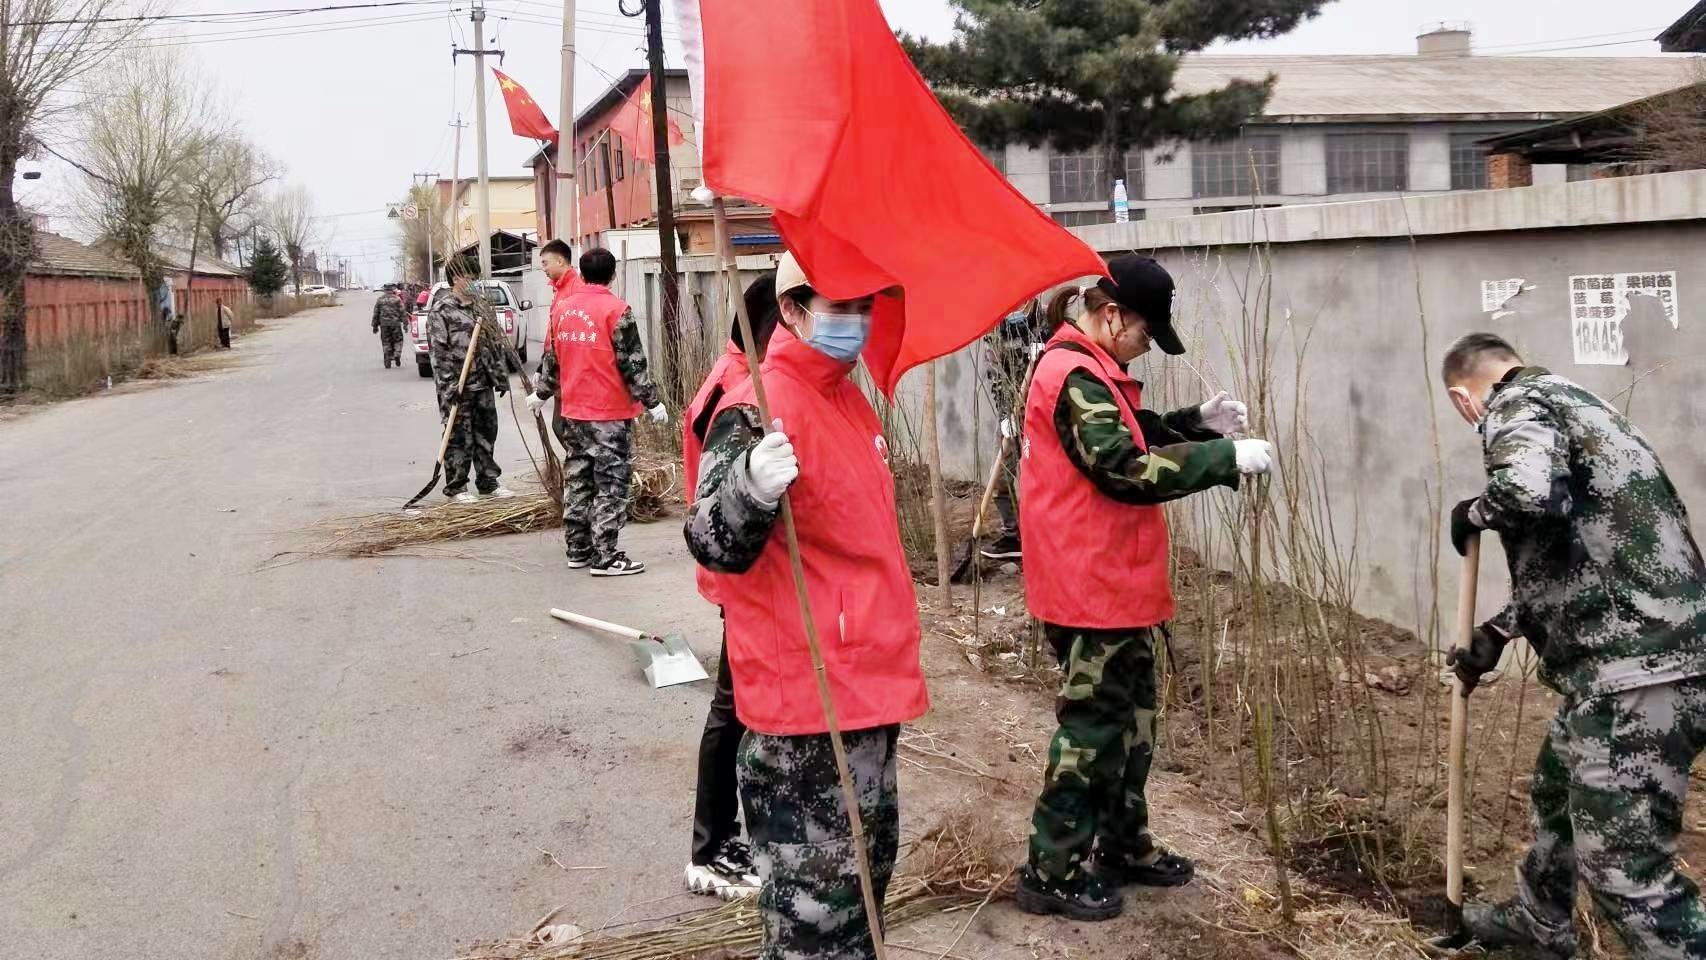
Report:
0,300,724,959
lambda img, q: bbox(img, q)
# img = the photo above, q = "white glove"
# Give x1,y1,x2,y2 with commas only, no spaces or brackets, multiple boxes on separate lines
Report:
746,423,799,506
1028,342,1044,360
525,392,547,416
1199,391,1249,435
648,403,668,424
1233,438,1276,476
999,418,1016,440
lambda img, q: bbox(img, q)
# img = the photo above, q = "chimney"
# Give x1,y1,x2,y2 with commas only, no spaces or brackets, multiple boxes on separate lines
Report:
1417,22,1472,57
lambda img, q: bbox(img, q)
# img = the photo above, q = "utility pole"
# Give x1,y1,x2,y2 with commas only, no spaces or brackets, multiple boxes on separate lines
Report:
455,3,503,281
449,116,467,259
413,171,440,285
556,0,577,247
644,0,682,400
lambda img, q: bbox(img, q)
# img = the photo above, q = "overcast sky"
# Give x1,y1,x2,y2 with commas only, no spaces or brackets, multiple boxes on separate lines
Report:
21,0,1697,284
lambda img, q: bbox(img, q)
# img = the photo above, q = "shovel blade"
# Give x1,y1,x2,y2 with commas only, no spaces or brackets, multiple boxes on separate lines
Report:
627,635,710,689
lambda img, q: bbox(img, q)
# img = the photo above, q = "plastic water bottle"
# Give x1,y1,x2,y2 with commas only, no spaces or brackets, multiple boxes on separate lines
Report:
1112,179,1130,224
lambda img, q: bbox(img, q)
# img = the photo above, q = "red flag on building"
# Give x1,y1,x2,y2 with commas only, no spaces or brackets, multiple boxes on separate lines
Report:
674,0,1108,395
607,74,686,164
493,68,558,143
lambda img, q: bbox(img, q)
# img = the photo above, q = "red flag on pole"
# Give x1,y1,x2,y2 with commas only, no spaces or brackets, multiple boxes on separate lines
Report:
493,68,558,143
608,74,687,164
675,0,1109,395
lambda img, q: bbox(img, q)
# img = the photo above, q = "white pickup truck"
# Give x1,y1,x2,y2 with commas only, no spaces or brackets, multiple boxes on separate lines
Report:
409,279,533,378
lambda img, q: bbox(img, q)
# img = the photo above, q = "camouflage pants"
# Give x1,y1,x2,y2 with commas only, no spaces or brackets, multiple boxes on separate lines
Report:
442,388,501,495
739,726,900,960
1028,624,1158,888
1497,676,1706,958
557,417,633,563
992,434,1021,539
379,325,403,364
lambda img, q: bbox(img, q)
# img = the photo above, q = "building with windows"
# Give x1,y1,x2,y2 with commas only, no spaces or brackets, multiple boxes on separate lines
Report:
990,26,1698,226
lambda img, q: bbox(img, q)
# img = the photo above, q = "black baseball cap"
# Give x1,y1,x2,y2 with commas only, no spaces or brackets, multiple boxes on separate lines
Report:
1097,254,1183,355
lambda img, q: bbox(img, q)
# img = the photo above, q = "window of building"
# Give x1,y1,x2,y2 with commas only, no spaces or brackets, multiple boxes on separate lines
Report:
1049,150,1144,204
1051,209,1129,228
1450,134,1490,190
1192,134,1281,199
614,138,626,182
1325,133,1409,194
597,140,613,192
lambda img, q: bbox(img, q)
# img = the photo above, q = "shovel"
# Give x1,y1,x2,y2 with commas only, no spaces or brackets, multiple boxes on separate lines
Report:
549,608,710,688
1433,533,1482,951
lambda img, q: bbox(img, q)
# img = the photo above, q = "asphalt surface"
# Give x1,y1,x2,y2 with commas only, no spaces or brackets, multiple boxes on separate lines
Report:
0,299,724,959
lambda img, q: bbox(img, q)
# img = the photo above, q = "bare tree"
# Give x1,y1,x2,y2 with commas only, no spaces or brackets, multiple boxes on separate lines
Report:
267,183,318,294
396,182,450,285
1630,63,1706,174
0,0,150,397
77,48,221,351
183,135,278,262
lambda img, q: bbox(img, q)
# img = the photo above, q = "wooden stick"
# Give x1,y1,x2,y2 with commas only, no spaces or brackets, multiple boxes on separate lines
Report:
924,362,952,607
711,197,889,960
1446,534,1481,913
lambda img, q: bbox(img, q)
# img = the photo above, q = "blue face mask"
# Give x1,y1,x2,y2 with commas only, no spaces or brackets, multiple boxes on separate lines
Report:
805,311,870,363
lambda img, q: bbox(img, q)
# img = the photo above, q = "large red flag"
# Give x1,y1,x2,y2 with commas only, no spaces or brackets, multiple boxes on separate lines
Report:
493,68,557,143
677,0,1109,395
607,74,687,164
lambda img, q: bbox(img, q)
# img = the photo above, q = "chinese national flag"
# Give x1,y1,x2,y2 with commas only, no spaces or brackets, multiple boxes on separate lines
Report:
493,68,558,143
675,0,1108,395
607,74,687,164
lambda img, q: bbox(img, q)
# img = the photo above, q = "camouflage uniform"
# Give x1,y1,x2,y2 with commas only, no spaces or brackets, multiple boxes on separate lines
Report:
1462,367,1706,958
1028,365,1238,891
985,304,1047,539
685,404,898,960
373,293,407,366
535,305,659,563
428,288,507,496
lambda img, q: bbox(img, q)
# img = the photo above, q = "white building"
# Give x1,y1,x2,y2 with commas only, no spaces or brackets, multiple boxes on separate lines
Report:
989,26,1699,225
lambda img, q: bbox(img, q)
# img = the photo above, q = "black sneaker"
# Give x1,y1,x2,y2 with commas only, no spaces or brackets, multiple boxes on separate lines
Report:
566,551,593,570
591,554,646,577
1015,867,1123,921
980,534,1023,561
1097,848,1196,888
1463,899,1578,959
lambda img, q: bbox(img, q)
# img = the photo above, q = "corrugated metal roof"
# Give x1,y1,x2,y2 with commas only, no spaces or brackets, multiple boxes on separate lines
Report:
28,232,139,279
1175,55,1701,120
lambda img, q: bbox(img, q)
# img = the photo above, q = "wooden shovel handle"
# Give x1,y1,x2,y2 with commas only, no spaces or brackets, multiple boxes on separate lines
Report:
550,608,648,641
1446,534,1482,907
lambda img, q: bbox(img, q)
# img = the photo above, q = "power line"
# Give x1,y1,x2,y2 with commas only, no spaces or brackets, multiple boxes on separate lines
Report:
111,11,451,50
1472,26,1666,53
15,0,445,27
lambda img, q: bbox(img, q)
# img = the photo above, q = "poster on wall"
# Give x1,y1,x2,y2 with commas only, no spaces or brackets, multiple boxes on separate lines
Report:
1569,271,1679,366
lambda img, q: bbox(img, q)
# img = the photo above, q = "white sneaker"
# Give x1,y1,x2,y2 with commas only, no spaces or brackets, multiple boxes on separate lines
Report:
451,491,480,504
485,486,517,499
685,861,758,901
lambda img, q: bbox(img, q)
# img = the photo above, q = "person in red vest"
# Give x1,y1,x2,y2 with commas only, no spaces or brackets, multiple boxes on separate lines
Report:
684,252,927,959
1016,254,1275,922
526,248,667,576
681,273,781,900
536,238,580,322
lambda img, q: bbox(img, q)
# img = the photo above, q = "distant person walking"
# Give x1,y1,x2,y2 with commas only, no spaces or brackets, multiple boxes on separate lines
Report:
158,276,178,355
371,287,407,367
216,298,234,349
526,247,665,577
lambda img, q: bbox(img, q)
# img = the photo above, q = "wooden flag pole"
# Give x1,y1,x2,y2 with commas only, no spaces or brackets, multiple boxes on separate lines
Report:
711,197,889,960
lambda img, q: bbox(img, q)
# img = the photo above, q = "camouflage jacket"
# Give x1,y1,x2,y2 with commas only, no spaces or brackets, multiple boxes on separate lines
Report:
683,405,777,573
372,293,407,331
533,304,661,413
427,289,506,406
1052,365,1240,504
1471,367,1706,698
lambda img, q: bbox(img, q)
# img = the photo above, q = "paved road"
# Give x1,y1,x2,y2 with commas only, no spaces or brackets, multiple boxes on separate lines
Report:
0,300,723,959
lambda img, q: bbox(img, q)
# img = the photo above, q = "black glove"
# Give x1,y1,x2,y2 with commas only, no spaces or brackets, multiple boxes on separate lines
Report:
1445,622,1507,693
494,379,509,397
1450,498,1484,557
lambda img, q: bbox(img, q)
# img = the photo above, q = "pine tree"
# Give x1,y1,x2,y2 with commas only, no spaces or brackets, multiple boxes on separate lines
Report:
903,1,1329,158
248,235,288,298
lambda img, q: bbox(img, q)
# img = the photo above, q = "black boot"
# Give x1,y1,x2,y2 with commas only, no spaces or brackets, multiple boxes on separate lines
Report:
1015,867,1123,921
1098,848,1196,888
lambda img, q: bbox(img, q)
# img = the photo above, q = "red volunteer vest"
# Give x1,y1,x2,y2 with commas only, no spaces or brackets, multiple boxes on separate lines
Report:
684,343,750,606
550,282,642,421
1020,324,1175,629
709,330,929,735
